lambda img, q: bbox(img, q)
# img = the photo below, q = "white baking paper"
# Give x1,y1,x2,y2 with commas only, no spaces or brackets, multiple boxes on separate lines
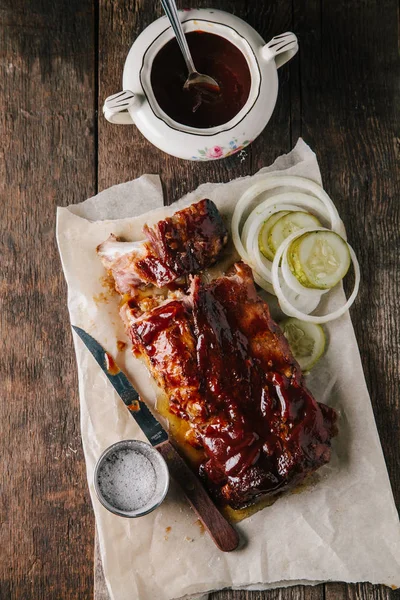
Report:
57,140,400,600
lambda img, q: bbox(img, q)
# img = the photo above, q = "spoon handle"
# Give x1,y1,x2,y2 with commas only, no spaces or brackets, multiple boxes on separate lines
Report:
160,0,196,73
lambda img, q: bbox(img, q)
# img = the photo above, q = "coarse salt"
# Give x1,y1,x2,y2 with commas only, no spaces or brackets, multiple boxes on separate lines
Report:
97,448,157,512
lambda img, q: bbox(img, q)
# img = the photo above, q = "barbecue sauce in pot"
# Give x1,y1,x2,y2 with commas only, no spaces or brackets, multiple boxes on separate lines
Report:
150,31,252,128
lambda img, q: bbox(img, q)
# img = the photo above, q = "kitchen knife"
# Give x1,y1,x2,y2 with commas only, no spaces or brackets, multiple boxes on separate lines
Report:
72,325,239,552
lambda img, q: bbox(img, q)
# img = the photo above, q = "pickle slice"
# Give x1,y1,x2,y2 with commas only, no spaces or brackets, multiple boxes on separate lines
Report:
288,230,351,290
280,317,326,371
258,211,290,260
268,211,322,256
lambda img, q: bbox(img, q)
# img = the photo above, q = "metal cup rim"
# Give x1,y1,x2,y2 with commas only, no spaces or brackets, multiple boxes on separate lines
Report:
93,439,169,518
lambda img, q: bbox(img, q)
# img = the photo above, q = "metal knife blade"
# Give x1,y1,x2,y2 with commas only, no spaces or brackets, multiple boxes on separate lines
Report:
72,326,168,447
72,325,240,552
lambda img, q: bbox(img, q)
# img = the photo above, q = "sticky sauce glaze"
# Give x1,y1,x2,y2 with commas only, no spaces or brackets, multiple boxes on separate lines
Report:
128,266,337,512
105,352,120,375
150,31,251,128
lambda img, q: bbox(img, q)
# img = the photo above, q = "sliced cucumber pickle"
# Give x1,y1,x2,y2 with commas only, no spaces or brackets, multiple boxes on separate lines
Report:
280,317,326,371
268,211,322,256
288,230,351,290
258,211,290,260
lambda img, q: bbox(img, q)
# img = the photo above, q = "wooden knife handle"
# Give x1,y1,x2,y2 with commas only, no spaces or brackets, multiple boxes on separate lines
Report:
157,440,240,552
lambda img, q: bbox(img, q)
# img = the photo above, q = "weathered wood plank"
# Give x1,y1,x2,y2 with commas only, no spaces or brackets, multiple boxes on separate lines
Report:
293,0,400,515
98,1,400,600
292,1,400,599
2,0,399,598
210,585,324,600
325,582,400,600
0,0,96,598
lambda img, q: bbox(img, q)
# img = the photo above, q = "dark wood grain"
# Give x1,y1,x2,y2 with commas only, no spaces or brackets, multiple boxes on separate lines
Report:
98,1,400,599
211,586,324,600
325,583,400,600
0,0,96,598
1,0,399,598
292,0,400,512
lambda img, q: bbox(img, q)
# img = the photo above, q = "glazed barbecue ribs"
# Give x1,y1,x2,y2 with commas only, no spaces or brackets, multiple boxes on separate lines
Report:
97,199,337,509
97,198,228,292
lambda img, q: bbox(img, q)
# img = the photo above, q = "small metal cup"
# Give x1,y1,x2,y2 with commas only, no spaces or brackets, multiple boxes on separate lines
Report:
94,439,169,518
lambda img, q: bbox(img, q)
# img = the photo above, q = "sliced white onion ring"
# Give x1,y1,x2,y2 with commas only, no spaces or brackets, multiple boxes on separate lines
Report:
281,252,330,298
253,271,275,295
241,202,327,311
271,228,360,323
244,202,327,283
245,220,323,313
241,192,338,245
242,202,305,271
280,282,322,314
243,202,327,304
253,270,321,313
232,176,347,264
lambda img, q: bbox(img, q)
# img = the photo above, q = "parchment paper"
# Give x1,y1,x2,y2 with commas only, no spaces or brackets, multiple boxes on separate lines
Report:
57,140,400,600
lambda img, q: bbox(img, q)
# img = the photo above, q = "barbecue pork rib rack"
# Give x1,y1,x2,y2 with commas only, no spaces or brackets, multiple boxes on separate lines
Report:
97,199,337,509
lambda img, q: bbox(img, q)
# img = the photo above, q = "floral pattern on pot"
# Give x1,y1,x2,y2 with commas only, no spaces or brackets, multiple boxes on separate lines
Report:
192,138,252,160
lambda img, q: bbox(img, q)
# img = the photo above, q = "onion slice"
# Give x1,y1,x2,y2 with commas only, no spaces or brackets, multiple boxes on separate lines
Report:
252,271,275,295
231,176,354,315
242,202,327,304
281,252,330,298
241,192,341,246
231,176,347,266
271,228,360,323
245,202,328,285
242,202,304,273
254,270,321,313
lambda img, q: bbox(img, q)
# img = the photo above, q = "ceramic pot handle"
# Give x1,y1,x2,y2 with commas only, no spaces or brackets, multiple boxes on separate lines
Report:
103,90,138,125
261,32,298,68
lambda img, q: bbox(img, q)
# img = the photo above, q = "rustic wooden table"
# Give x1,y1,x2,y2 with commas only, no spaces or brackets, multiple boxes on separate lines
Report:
1,0,399,598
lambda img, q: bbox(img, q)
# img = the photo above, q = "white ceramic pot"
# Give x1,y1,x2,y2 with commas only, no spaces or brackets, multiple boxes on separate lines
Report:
103,9,298,161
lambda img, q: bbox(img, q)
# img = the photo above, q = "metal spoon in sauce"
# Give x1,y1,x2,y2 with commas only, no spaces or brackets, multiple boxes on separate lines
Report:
160,0,221,101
